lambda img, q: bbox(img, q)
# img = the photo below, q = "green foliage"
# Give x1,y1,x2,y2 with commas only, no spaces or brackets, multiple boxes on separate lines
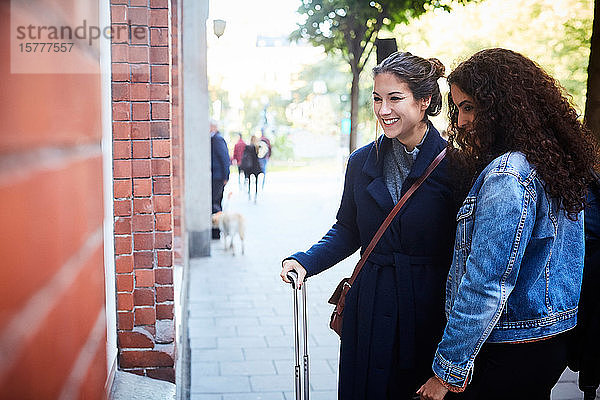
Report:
239,95,265,131
237,89,292,134
208,76,292,137
271,133,295,161
291,54,350,133
293,54,350,108
289,53,382,138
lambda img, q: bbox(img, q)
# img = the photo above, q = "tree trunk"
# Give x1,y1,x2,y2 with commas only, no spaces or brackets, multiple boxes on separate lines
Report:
585,0,600,143
349,69,360,154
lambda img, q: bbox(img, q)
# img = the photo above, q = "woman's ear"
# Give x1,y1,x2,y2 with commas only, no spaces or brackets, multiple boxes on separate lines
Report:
421,96,432,111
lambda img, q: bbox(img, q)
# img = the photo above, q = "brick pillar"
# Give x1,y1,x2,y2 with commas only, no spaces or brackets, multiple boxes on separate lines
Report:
111,0,176,383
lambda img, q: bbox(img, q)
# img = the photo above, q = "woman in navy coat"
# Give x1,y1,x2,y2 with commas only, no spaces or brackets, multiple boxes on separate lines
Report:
281,52,458,399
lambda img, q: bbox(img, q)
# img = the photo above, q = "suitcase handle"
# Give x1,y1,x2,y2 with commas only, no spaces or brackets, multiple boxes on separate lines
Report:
286,270,299,289
287,269,309,400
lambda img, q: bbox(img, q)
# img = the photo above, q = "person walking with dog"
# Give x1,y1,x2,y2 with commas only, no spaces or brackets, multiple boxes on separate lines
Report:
417,48,598,400
241,135,262,202
210,121,230,238
280,52,459,399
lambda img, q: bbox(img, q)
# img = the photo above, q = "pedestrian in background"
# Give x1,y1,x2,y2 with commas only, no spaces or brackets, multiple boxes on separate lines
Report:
258,129,272,189
232,132,246,187
281,52,459,399
418,48,598,400
241,135,262,202
210,120,230,238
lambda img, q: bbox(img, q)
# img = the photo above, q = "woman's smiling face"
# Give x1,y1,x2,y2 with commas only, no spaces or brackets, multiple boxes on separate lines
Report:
372,72,430,142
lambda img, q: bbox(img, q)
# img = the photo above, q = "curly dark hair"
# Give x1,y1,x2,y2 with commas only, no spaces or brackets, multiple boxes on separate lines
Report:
447,48,598,217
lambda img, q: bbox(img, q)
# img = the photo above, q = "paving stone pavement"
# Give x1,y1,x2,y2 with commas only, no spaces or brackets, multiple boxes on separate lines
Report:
188,162,593,400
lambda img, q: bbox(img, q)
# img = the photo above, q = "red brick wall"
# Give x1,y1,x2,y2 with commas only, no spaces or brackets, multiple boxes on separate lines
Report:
110,0,177,382
0,1,107,398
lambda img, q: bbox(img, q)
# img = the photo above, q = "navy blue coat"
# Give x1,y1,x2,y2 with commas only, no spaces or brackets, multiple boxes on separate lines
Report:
291,125,458,399
211,132,230,181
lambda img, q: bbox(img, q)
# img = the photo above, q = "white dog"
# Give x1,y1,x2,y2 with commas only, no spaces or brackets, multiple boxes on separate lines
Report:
211,211,246,256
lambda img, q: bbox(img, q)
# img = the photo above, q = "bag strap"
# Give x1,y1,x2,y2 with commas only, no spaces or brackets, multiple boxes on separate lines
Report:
346,148,447,287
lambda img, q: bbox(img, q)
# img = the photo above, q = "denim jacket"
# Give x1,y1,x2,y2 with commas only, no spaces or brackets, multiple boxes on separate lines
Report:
432,152,584,390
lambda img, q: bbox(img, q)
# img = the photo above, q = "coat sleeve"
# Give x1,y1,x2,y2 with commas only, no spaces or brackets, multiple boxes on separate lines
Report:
287,152,361,277
216,136,230,181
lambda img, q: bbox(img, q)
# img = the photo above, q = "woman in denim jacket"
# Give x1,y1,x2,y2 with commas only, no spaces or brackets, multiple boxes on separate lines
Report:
418,48,598,399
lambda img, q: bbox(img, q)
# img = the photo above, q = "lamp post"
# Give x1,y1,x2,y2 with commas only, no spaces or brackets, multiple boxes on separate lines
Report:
213,19,226,38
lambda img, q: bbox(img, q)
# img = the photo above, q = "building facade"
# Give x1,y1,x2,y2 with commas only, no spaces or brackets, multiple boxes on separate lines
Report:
0,0,211,397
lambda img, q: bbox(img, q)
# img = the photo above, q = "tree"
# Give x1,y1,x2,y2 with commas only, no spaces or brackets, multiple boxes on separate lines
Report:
291,0,470,153
585,0,600,141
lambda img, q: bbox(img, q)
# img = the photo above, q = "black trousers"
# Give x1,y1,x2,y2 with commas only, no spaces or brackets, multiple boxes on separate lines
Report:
448,332,571,400
211,179,225,214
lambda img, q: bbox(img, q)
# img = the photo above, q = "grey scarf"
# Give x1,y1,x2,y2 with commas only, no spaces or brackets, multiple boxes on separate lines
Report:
383,127,429,203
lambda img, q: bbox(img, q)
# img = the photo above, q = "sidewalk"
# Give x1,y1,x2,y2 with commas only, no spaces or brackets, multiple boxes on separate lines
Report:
187,163,589,400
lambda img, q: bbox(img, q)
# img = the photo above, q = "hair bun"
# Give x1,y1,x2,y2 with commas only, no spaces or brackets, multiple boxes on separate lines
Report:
428,57,445,78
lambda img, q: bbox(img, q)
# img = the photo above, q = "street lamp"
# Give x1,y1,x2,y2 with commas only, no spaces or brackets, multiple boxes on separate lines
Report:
213,19,226,38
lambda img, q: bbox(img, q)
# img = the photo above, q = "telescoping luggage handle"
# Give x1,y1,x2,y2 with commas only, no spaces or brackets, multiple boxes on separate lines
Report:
286,271,309,400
